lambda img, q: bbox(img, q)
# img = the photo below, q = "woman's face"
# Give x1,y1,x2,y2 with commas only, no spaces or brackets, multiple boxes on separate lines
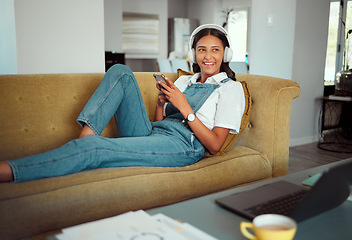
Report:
195,34,224,81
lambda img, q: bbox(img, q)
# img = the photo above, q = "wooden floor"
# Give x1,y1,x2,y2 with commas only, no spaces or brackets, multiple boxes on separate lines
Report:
288,142,352,173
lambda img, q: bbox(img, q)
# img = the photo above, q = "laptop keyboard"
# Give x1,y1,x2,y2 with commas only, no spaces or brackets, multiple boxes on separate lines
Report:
244,189,308,216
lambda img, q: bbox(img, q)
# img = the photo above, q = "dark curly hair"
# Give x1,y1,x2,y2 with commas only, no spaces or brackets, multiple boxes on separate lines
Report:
191,28,236,81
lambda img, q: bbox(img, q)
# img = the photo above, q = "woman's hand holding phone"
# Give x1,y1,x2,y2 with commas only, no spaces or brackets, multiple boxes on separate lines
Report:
154,74,169,106
153,74,190,115
154,74,168,91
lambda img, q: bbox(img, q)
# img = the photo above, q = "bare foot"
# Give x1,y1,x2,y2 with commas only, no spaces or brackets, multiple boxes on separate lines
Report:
79,125,96,139
0,163,14,182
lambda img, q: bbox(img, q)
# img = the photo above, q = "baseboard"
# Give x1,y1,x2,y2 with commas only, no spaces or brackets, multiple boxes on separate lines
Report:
289,135,319,147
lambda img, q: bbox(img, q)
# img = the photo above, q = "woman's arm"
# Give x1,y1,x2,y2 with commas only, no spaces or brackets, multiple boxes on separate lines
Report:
153,91,166,122
187,119,230,155
160,78,230,155
153,79,169,122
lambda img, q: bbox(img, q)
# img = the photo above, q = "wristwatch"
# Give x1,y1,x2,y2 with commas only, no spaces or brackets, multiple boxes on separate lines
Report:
182,113,196,123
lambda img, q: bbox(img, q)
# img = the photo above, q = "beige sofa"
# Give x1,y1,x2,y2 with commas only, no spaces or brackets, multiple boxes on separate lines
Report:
0,71,300,239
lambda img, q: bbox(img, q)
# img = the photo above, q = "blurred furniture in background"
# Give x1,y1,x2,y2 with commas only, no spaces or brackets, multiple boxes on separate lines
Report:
229,61,248,74
157,59,173,72
171,59,190,72
157,58,190,73
105,52,125,72
318,95,352,153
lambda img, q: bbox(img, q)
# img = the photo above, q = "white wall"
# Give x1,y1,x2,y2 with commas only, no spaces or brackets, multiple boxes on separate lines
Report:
14,0,105,74
249,0,296,79
187,0,218,25
249,0,330,146
0,0,17,74
168,0,188,19
290,0,330,145
104,0,123,52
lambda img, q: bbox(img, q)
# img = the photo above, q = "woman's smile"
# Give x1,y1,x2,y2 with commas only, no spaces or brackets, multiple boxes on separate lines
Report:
203,62,215,66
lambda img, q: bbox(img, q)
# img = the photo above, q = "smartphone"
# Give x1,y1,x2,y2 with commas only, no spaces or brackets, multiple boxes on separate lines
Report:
153,73,167,85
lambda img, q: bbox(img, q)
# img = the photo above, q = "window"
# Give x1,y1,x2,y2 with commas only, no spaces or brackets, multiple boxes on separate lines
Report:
324,1,340,83
324,0,352,84
227,9,248,63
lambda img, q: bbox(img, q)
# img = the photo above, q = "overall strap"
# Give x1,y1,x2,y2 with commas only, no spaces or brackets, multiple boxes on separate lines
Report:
220,78,231,83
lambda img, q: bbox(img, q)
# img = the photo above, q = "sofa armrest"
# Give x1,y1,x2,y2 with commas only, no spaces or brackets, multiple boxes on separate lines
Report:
235,74,301,177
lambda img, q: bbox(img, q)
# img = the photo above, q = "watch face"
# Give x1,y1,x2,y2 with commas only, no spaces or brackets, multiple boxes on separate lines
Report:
188,113,195,122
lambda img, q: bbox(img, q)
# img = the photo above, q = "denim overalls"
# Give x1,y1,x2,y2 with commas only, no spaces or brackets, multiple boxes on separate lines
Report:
8,64,227,182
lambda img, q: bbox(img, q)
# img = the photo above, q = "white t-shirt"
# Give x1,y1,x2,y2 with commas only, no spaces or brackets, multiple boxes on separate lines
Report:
164,72,245,134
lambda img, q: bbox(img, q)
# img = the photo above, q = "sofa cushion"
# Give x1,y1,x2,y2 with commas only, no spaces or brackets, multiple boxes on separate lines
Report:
176,68,194,77
176,69,252,156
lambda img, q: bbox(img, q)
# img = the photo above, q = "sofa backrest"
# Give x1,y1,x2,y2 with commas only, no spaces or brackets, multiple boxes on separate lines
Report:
0,73,105,161
0,72,177,161
0,72,300,177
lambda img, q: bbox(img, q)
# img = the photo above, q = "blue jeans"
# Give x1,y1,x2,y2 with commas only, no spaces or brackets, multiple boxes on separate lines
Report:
8,65,205,182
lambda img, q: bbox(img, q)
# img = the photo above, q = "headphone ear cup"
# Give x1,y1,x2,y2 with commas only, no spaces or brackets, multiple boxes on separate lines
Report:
223,47,233,63
188,48,195,63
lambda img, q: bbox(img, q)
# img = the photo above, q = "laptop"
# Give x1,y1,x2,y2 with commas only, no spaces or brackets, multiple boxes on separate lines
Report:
215,160,352,222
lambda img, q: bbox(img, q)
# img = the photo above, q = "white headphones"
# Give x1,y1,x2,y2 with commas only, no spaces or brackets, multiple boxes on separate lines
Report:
188,24,233,63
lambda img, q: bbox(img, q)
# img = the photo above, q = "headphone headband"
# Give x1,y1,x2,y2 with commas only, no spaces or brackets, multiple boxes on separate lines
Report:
188,24,232,50
188,24,233,63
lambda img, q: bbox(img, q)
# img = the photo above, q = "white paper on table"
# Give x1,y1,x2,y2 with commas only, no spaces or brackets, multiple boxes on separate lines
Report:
60,210,188,240
152,213,218,240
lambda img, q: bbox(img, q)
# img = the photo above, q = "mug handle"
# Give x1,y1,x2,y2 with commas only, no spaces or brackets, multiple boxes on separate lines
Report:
240,222,257,240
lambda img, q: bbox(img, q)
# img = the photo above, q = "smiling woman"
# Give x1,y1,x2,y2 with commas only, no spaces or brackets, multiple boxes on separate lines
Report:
0,24,245,183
